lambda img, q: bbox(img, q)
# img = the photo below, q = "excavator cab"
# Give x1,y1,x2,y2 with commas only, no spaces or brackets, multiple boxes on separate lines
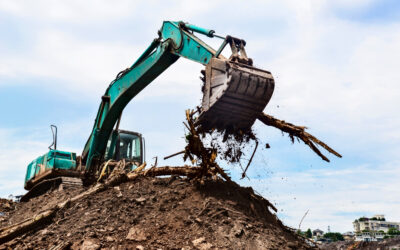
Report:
104,130,145,166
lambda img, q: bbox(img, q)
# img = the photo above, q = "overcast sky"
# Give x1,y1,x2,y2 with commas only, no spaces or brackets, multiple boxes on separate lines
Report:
0,0,399,233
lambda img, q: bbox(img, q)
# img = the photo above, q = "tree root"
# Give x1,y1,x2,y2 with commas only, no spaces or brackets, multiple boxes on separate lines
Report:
182,110,232,182
257,112,342,162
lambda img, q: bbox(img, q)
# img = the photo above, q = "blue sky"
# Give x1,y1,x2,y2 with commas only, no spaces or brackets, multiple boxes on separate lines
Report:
1,0,400,233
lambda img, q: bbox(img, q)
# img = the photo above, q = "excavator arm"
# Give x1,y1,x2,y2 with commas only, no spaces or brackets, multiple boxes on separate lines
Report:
82,21,274,171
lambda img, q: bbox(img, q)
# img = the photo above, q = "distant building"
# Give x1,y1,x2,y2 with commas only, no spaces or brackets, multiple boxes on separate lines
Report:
353,215,400,233
313,229,324,238
342,231,355,241
354,231,384,242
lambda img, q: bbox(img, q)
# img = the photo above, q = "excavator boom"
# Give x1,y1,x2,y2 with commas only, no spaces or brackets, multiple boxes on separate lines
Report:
82,21,275,171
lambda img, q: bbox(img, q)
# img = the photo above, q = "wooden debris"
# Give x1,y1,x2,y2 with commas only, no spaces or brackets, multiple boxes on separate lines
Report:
257,112,342,162
241,140,258,179
164,150,185,160
183,110,231,182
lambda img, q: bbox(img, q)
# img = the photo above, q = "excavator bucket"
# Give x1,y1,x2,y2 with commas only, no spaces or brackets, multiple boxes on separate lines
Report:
198,57,274,132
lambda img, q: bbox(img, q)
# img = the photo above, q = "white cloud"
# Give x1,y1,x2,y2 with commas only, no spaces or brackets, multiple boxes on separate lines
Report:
0,0,399,233
0,0,141,23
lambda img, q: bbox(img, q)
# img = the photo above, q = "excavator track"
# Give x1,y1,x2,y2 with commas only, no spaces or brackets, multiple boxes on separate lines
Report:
21,177,82,202
198,58,274,132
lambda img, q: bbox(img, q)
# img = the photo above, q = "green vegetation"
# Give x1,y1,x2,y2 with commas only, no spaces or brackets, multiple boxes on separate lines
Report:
323,232,344,242
356,216,386,222
296,228,313,238
370,217,385,221
388,228,400,235
305,228,312,238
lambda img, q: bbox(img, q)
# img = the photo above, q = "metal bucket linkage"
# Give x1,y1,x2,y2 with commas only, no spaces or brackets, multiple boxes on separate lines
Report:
198,58,274,132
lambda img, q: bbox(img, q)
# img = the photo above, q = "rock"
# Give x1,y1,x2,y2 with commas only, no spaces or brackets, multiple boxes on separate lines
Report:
198,242,212,250
126,226,147,241
135,197,146,203
114,186,123,197
192,237,212,250
245,224,253,229
232,224,244,238
192,237,205,246
136,245,144,250
41,229,53,236
81,238,101,250
86,231,97,238
105,236,114,242
234,228,244,237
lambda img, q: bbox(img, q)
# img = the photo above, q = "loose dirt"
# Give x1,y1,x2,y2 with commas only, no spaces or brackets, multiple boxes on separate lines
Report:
1,176,315,249
321,237,400,250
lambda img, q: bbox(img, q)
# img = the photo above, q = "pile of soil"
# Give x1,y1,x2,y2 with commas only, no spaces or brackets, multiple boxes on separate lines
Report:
321,237,400,250
1,177,315,249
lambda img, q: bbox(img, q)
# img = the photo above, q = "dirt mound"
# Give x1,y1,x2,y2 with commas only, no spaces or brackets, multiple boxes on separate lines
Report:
0,176,315,249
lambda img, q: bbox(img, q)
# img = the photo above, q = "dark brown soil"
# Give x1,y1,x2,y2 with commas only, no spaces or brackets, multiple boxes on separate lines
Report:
1,177,315,249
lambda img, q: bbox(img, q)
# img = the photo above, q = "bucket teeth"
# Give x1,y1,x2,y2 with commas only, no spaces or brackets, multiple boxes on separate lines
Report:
198,58,274,132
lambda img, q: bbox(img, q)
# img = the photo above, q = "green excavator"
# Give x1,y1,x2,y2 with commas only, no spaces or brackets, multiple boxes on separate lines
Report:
22,21,275,201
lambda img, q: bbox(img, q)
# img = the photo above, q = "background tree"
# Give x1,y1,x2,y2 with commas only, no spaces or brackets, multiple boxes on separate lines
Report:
306,229,312,238
323,232,344,242
388,228,400,235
